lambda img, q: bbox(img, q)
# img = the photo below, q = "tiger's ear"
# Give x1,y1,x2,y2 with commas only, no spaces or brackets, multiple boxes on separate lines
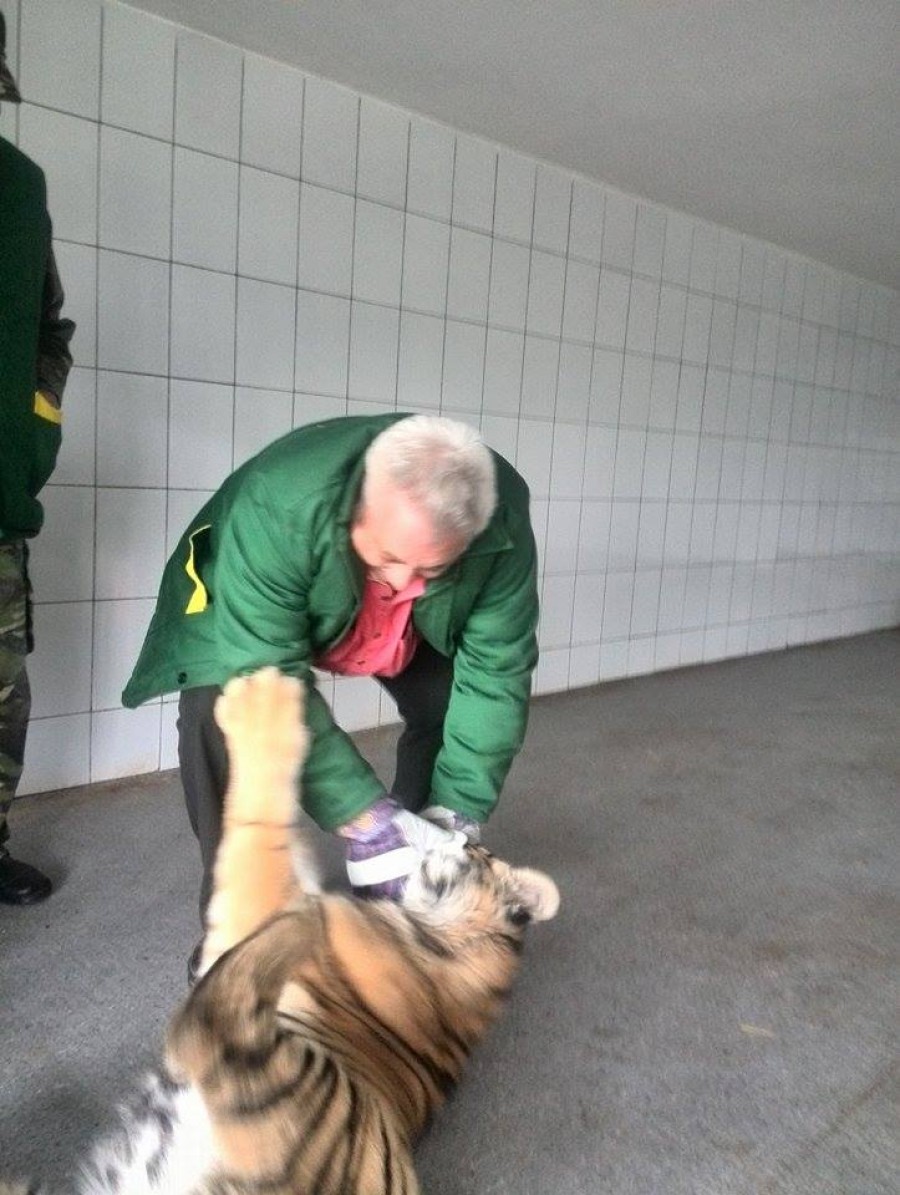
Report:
509,867,560,923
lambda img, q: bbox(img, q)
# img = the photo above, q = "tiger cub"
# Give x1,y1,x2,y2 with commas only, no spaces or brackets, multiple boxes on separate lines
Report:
12,667,559,1195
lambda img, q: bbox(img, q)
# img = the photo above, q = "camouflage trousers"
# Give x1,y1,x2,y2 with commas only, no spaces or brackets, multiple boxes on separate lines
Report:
0,540,32,847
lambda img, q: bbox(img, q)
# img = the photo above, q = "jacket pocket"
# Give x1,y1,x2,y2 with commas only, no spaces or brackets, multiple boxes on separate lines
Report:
30,391,63,496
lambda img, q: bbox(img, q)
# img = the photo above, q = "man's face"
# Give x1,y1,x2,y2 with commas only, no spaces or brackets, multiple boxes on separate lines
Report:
351,479,466,592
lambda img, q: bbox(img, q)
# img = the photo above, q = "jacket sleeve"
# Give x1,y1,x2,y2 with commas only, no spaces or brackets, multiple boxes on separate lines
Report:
36,245,75,401
430,516,539,822
209,477,384,831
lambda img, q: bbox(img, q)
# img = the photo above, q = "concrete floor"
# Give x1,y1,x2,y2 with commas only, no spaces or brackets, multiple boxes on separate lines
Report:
1,631,898,1194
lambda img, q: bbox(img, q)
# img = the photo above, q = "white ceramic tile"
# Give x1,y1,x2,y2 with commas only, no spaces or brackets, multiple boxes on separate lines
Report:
625,277,659,354
654,632,683,671
601,191,636,270
739,242,766,307
633,204,666,279
533,164,571,254
91,596,157,709
443,228,491,323
102,3,175,140
520,335,559,418
397,311,444,410
19,713,90,795
516,419,553,496
570,180,605,264
407,118,454,220
550,423,587,499
160,700,180,770
331,675,381,733
562,259,599,343
538,575,575,647
99,126,171,259
642,432,674,501
599,639,629,679
682,293,713,364
613,429,646,500
488,239,529,330
53,366,95,487
589,348,624,425
348,301,399,402
441,319,485,413
761,248,786,313
96,371,168,488
357,97,408,207
676,364,704,433
713,505,740,562
714,231,742,298
577,501,611,571
526,250,565,336
19,106,97,244
708,299,737,368
350,200,404,306
233,388,293,467
648,358,680,430
238,167,299,285
479,413,518,462
170,266,236,383
595,269,630,349
97,251,169,375
168,380,235,489
636,503,667,568
29,600,92,718
534,648,571,694
297,183,354,296
94,487,166,600
657,566,687,632
582,426,616,500
28,484,94,602
241,53,304,177
668,435,698,503
602,571,635,640
732,306,760,373
172,148,239,272
236,279,296,391
452,135,495,232
619,354,652,427
483,328,524,415
690,223,719,292
556,342,592,422
92,704,162,782
402,214,450,315
631,571,661,636
302,75,358,191
544,500,581,571
690,502,718,562
175,30,242,159
655,285,687,358
662,211,693,285
20,0,100,119
782,259,806,318
572,573,605,645
295,291,350,396
494,150,535,243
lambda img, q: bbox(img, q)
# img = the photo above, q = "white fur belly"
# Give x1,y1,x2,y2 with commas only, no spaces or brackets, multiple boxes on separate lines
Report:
78,1079,214,1195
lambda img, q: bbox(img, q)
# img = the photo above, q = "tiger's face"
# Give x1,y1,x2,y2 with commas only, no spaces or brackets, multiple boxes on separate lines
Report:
402,841,560,936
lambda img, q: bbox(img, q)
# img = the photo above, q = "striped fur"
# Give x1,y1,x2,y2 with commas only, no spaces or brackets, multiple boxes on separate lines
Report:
7,668,559,1194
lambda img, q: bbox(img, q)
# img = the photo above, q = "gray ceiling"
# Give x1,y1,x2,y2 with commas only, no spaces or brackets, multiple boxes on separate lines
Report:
128,1,900,290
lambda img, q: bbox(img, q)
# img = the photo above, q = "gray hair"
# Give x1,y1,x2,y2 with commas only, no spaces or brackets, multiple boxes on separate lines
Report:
363,416,497,542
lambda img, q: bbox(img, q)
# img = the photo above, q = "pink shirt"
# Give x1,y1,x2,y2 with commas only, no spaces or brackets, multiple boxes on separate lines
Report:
316,575,426,678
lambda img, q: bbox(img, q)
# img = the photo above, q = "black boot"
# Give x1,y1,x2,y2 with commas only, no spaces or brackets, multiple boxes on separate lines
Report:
0,849,52,905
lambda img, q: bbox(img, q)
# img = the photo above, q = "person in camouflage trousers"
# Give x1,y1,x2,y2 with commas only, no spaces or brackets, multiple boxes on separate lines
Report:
0,11,75,904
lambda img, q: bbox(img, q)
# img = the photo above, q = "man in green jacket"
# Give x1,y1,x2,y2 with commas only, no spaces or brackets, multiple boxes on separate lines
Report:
0,12,76,904
124,414,539,951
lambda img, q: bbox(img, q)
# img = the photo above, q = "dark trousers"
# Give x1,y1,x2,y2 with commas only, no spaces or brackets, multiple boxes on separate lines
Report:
177,640,453,918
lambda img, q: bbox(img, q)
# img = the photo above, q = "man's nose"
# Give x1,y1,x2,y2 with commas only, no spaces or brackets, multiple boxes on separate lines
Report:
384,564,416,591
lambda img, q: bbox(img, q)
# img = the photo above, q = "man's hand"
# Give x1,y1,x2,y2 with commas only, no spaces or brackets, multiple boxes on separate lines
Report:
338,796,463,899
421,804,482,843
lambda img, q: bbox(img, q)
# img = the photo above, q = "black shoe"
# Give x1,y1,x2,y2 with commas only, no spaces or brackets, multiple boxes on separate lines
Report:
187,939,203,986
0,850,53,905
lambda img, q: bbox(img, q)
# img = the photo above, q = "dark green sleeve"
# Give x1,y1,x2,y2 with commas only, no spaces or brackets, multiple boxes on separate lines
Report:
431,521,539,821
36,243,75,401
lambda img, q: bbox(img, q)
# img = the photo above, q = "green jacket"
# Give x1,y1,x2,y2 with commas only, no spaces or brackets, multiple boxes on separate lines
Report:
123,414,539,830
0,136,76,543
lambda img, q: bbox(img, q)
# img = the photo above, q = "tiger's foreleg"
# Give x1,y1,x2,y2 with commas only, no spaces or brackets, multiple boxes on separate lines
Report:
200,667,315,975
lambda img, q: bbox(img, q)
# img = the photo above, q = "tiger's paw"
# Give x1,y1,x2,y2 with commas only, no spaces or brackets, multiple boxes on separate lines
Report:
215,668,310,802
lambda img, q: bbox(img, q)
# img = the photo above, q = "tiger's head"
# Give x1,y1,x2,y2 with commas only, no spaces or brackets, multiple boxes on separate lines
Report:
402,840,560,939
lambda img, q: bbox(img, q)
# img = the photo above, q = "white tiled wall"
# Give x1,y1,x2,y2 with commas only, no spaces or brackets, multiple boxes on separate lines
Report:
7,0,899,794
